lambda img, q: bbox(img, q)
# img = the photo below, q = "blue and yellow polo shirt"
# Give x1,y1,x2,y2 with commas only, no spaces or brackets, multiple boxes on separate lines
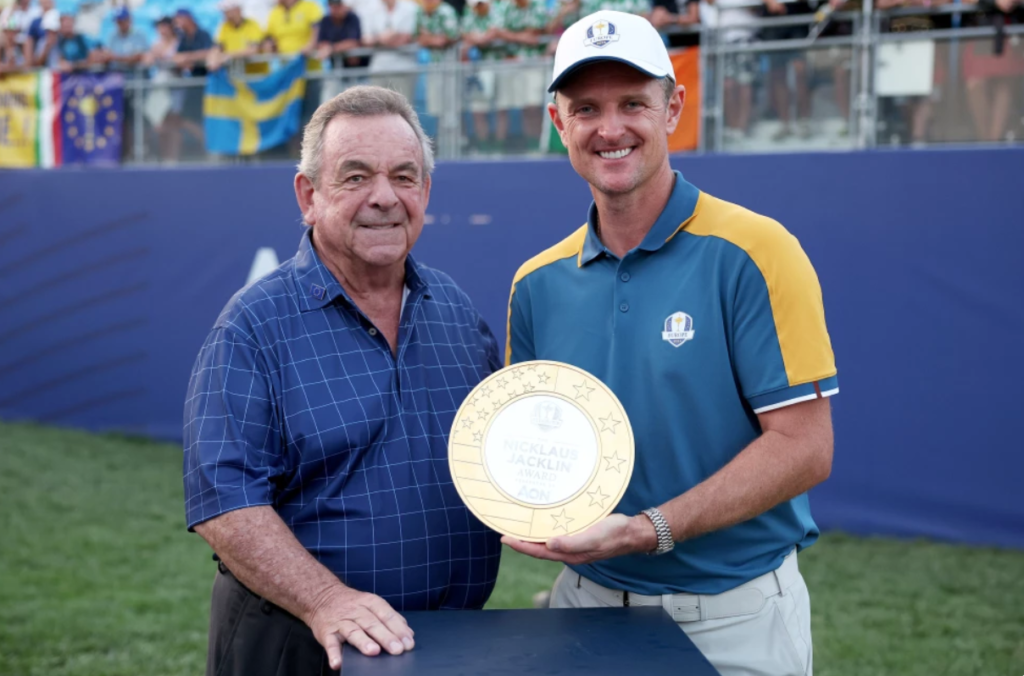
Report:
506,172,838,595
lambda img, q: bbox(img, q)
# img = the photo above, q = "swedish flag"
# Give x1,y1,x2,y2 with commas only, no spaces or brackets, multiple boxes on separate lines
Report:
204,56,307,155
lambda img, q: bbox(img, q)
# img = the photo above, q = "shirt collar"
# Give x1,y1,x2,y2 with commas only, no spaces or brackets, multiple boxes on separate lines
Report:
578,171,701,267
293,228,429,312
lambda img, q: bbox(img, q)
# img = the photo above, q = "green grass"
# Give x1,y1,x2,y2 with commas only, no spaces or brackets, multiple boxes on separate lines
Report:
0,421,1022,676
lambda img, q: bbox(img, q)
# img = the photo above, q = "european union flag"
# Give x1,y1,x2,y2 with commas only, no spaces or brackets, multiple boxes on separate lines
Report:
61,73,124,166
204,56,307,156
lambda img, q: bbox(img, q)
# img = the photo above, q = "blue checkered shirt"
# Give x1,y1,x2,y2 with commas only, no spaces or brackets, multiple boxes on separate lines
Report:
184,230,503,611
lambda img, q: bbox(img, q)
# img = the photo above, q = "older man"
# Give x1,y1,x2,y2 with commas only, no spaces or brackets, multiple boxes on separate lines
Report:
504,11,837,676
184,86,503,676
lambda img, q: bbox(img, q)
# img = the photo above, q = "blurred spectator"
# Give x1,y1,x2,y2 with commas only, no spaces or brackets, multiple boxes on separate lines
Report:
142,16,183,159
547,0,582,35
317,0,362,101
651,0,701,48
264,0,323,61
498,0,549,146
1,12,29,72
762,0,814,140
145,16,180,67
100,8,150,71
361,0,418,100
173,8,213,75
0,0,34,66
461,0,506,149
416,0,458,54
57,13,96,71
963,0,1024,142
97,8,149,161
877,0,952,144
581,0,651,18
26,0,59,67
171,9,212,158
417,0,460,119
817,0,860,136
209,0,267,74
264,0,324,127
703,0,758,141
316,0,361,66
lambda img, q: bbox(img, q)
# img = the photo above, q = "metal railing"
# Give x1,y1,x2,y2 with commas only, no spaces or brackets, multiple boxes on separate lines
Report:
46,5,1024,163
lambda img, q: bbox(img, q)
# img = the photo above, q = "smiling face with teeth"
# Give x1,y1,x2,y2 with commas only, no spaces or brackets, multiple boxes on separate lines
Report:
296,114,430,281
551,61,683,199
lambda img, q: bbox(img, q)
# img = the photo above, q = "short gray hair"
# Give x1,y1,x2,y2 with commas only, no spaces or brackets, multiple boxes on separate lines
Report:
298,85,435,187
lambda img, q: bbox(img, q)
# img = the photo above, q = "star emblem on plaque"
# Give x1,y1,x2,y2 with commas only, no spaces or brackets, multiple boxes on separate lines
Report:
448,361,635,542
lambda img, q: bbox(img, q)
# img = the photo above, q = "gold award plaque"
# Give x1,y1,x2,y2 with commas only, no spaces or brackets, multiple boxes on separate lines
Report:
448,360,635,542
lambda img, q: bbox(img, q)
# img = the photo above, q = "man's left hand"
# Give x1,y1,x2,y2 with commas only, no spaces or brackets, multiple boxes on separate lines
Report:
501,514,658,565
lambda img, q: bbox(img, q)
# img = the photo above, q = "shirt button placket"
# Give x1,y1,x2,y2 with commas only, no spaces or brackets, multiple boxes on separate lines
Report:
617,265,630,314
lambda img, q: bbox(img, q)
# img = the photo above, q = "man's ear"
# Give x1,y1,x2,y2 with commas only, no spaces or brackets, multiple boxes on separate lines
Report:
665,85,685,136
295,173,317,227
549,101,567,146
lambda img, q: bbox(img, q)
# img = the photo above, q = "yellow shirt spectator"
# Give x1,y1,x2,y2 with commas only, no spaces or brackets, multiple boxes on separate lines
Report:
266,0,324,70
217,17,268,74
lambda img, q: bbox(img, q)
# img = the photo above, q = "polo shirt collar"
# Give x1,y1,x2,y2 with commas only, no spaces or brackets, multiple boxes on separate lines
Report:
578,171,701,266
293,228,429,312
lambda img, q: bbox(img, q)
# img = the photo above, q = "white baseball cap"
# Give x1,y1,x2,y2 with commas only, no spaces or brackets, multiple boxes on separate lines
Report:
549,11,674,93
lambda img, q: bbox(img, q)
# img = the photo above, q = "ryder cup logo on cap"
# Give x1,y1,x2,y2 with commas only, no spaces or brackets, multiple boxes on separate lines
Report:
549,10,675,92
584,18,619,48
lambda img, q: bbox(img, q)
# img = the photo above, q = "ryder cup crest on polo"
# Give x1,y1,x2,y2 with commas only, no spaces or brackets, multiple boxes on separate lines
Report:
662,312,695,347
549,10,676,92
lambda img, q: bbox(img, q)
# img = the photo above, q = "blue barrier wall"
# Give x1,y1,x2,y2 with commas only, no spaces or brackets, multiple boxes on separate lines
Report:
2,148,1022,548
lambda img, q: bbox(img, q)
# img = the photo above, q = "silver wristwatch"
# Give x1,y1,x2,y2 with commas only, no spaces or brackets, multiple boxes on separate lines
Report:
641,508,675,555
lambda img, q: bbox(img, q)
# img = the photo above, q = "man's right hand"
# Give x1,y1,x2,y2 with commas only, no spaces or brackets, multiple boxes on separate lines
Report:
307,586,415,671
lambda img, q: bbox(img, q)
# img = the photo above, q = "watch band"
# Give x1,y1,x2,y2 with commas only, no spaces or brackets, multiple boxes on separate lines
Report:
641,508,674,555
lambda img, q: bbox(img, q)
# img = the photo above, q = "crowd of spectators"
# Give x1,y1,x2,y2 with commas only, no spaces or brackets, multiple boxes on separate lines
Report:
1,0,1020,154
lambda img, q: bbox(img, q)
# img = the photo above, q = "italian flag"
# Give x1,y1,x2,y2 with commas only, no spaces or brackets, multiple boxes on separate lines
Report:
36,70,62,167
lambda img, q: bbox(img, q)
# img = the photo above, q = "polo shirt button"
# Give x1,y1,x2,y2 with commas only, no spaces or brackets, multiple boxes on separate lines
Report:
620,272,630,282
368,328,378,336
619,303,629,313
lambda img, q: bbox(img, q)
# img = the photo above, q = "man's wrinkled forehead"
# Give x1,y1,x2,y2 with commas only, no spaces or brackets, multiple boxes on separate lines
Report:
324,115,426,177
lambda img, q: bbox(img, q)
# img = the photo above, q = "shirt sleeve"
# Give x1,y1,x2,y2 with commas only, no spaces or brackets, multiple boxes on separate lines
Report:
265,10,281,39
731,240,838,414
246,22,265,46
307,1,325,24
444,6,460,37
183,325,284,530
506,276,536,365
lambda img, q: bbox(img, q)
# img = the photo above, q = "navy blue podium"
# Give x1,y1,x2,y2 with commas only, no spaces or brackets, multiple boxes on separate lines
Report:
344,607,721,675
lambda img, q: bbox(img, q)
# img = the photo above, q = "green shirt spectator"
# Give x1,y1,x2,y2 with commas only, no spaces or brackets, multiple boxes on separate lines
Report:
499,0,549,58
461,0,505,60
416,0,459,62
580,0,651,17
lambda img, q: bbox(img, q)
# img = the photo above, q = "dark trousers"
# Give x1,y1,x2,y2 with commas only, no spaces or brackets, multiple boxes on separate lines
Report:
207,563,339,676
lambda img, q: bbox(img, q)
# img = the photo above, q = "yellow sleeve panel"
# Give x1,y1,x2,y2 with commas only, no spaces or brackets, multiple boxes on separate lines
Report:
504,224,589,366
682,193,837,387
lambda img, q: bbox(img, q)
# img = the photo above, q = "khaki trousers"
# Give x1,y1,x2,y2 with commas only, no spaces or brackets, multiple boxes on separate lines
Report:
550,550,812,676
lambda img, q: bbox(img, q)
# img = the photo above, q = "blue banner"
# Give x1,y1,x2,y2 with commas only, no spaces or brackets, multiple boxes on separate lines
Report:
1,149,1023,549
60,72,124,166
